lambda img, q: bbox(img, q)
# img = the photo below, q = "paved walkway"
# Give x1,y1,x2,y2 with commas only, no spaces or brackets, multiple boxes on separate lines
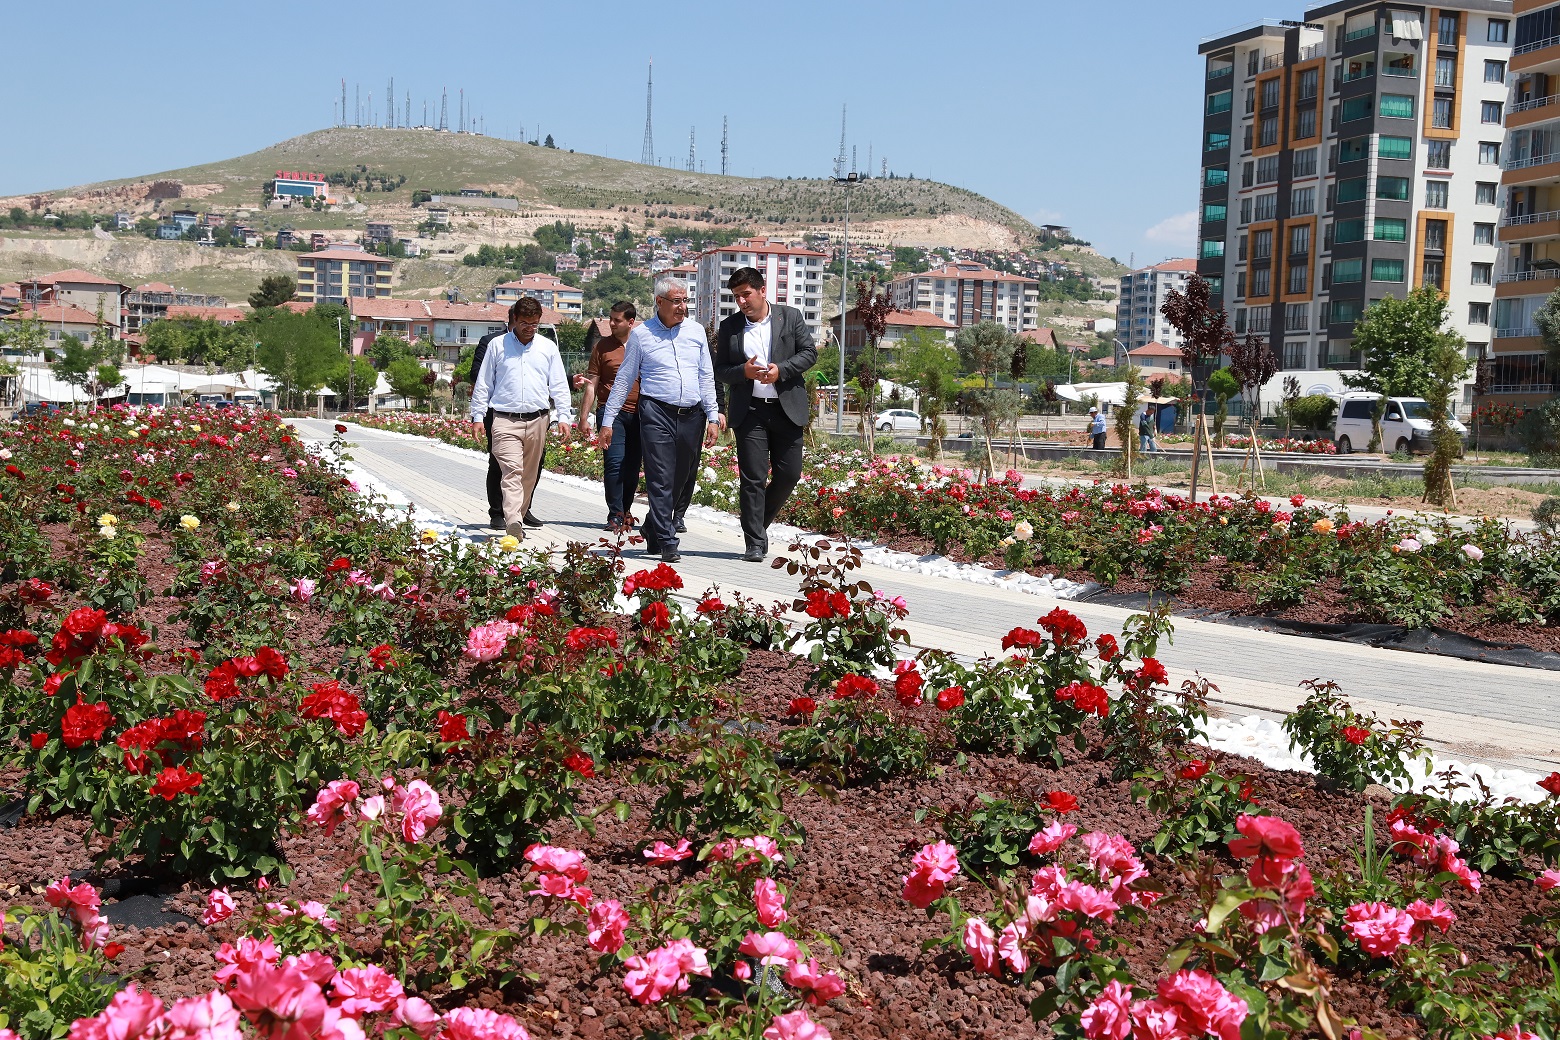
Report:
295,420,1560,772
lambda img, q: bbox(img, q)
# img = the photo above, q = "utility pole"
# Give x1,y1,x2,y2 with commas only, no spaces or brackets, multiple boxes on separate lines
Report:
833,172,859,434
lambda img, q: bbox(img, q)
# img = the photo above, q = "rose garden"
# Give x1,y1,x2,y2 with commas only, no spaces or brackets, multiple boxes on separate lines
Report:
3,405,1560,1040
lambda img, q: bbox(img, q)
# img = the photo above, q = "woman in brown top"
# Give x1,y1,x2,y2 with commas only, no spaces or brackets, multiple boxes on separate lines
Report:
578,301,642,530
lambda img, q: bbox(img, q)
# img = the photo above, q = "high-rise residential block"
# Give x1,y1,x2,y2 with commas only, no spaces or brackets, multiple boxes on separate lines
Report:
1115,258,1196,355
1492,0,1560,404
888,262,1040,334
1199,2,1512,409
694,238,827,342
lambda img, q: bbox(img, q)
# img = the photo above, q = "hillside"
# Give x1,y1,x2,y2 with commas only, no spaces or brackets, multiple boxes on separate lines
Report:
7,127,1050,249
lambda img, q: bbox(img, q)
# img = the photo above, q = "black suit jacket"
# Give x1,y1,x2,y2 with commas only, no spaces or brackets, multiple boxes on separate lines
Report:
714,303,817,428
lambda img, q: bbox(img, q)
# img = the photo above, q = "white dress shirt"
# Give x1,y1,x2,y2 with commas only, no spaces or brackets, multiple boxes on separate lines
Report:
602,314,719,429
743,312,778,399
468,331,575,425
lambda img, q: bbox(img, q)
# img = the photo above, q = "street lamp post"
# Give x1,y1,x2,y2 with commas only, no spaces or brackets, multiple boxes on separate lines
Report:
833,171,858,434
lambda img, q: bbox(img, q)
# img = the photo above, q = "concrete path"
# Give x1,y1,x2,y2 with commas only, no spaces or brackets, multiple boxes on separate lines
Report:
294,420,1560,772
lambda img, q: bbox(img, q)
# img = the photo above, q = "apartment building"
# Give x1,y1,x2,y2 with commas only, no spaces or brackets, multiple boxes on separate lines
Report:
1199,2,1512,409
1115,259,1196,357
1492,0,1560,403
887,262,1041,334
694,238,827,342
295,245,395,304
488,273,584,319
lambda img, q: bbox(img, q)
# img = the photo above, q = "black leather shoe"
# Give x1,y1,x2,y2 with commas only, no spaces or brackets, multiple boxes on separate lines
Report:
661,550,682,564
675,516,688,533
741,548,766,563
488,515,506,531
523,512,543,529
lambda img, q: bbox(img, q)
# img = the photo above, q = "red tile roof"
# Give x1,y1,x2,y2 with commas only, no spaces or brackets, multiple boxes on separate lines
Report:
1147,259,1197,273
894,263,1036,285
1017,327,1058,347
350,298,432,321
1127,341,1184,357
278,301,315,314
34,268,129,289
167,305,246,323
493,273,580,291
6,302,109,325
427,300,511,322
275,171,326,182
706,237,827,259
134,282,177,294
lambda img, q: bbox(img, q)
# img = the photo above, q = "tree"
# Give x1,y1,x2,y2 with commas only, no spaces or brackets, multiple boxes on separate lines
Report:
1113,365,1145,478
892,328,960,434
1280,375,1302,437
1344,286,1460,451
249,275,296,309
0,314,47,359
252,307,346,408
954,322,1017,389
1227,333,1279,428
368,333,413,370
553,320,588,358
1533,286,1560,381
1160,274,1235,415
1207,368,1240,446
143,319,190,364
1422,339,1471,507
853,278,896,455
325,356,377,410
544,134,557,149
386,356,431,409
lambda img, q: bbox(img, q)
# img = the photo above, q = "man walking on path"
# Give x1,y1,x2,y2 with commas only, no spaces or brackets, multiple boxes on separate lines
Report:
577,302,642,531
599,277,719,564
468,298,574,540
714,267,817,562
1088,406,1108,450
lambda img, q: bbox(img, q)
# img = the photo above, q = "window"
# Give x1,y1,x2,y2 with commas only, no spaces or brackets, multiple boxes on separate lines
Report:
1289,262,1310,294
1423,258,1444,288
1475,181,1497,205
1201,239,1225,259
1374,217,1407,241
1373,176,1408,201
1262,78,1281,109
1489,18,1509,43
1285,303,1310,330
1234,270,1246,298
1380,94,1415,119
1425,180,1449,208
1432,97,1454,128
1245,88,1256,115
1384,53,1416,77
1335,218,1366,243
1425,219,1447,250
1206,275,1224,297
1242,161,1254,187
1259,116,1278,147
1379,136,1412,160
1337,176,1368,203
1252,229,1273,259
1438,13,1458,42
1204,203,1228,223
1254,193,1278,221
1292,148,1318,177
1205,165,1229,187
1297,68,1318,100
1290,224,1311,255
1482,101,1504,124
1240,198,1252,224
1486,60,1506,84
1256,155,1280,183
1251,267,1272,297
1283,341,1310,369
1234,307,1247,331
1480,142,1501,165
1342,96,1372,122
1339,137,1369,163
1471,262,1493,285
1207,90,1233,115
1206,131,1230,151
1244,125,1254,150
1238,234,1248,261
1331,299,1362,324
1292,187,1316,215
1371,258,1406,282
1474,223,1495,245
1344,57,1376,82
1427,140,1452,168
1333,257,1364,282
1470,301,1491,324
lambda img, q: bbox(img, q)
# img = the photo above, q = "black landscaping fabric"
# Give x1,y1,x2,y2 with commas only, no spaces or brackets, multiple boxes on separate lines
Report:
1080,590,1560,672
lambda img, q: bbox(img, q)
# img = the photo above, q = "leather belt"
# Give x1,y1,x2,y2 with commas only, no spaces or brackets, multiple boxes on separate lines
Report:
493,408,548,421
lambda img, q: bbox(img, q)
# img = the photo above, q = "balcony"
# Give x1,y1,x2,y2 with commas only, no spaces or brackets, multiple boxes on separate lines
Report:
1513,32,1560,72
1300,42,1324,62
1262,53,1285,71
1502,151,1560,186
1497,267,1560,284
1500,209,1560,241
1488,382,1555,393
1496,325,1542,338
1344,24,1377,42
1208,65,1234,80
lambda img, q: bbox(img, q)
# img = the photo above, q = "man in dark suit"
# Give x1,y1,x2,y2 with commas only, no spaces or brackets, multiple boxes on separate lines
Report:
714,267,817,562
472,326,544,530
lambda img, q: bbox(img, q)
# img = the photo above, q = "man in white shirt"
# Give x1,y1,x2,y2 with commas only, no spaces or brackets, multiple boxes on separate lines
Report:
468,297,574,540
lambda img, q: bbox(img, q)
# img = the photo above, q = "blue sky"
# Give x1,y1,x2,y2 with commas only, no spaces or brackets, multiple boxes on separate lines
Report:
1,0,1264,265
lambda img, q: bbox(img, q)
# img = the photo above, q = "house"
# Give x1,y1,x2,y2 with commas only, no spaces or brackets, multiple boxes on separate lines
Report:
295,245,395,304
309,232,330,250
398,238,422,258
364,222,395,246
581,260,608,282
695,238,827,342
554,253,580,273
273,171,328,200
16,270,132,334
829,307,957,353
428,300,511,362
275,228,296,248
126,283,230,331
488,273,583,319
1016,327,1060,351
114,212,132,231
3,302,113,343
888,262,1041,333
426,207,450,227
157,224,181,240
1121,341,1186,377
170,211,199,234
350,298,435,343
167,305,245,325
1086,317,1117,335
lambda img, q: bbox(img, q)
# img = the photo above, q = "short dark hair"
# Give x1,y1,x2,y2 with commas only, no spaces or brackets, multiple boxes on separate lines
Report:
610,300,637,320
727,267,765,292
510,297,543,321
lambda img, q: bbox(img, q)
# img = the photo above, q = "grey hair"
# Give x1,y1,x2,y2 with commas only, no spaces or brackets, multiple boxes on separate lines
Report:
653,275,686,300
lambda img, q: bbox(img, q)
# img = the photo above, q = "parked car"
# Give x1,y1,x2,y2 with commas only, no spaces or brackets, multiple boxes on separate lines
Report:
197,393,228,407
1331,393,1467,455
874,408,921,432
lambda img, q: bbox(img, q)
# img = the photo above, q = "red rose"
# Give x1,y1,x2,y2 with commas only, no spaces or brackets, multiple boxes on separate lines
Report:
299,680,367,738
43,672,67,697
368,643,396,670
60,695,113,749
935,686,965,711
30,732,46,749
334,424,348,434
1038,608,1088,648
436,710,469,744
254,646,288,680
1342,726,1371,746
1056,681,1109,717
1001,626,1043,651
148,764,202,800
1179,760,1212,780
833,674,878,700
639,601,671,633
696,597,726,614
1538,772,1560,797
103,942,126,960
893,668,925,707
787,697,817,716
563,752,596,778
1043,790,1079,813
205,661,240,700
1094,634,1120,661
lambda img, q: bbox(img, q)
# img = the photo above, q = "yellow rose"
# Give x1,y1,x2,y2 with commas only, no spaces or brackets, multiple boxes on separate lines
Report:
1218,516,1228,525
98,513,118,527
191,424,201,433
1312,518,1334,534
419,529,439,545
180,515,200,532
497,535,521,552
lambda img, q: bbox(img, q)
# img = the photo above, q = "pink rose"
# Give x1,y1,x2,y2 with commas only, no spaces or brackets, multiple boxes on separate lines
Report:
330,965,403,1016
463,620,518,662
643,838,694,864
1080,980,1134,1040
738,931,800,966
392,780,441,843
997,920,1029,973
440,1007,531,1040
962,917,1000,977
1056,881,1120,923
763,1010,832,1040
164,990,243,1040
1156,968,1248,1040
1227,814,1304,861
202,888,236,926
304,780,360,836
783,958,846,1005
523,844,589,882
1404,898,1457,939
755,878,789,927
213,935,280,987
586,900,628,954
1342,902,1415,957
1538,869,1560,892
392,998,439,1039
227,962,331,1040
1028,820,1078,856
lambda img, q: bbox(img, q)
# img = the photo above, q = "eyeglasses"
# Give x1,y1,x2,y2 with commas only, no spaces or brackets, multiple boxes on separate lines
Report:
513,320,541,329
658,296,689,306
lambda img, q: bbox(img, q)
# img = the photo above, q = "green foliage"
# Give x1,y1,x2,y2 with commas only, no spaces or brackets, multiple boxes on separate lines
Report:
1344,284,1456,401
779,695,932,784
934,793,1049,877
634,718,796,840
1423,338,1471,505
1536,496,1560,534
1409,772,1560,871
249,275,297,309
1133,763,1263,858
1279,679,1426,792
1518,400,1560,464
955,321,1017,387
1287,394,1337,431
442,729,588,876
0,907,121,1040
252,305,350,407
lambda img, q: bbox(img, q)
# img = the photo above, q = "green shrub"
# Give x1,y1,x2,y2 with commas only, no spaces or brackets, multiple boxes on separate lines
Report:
1288,394,1338,432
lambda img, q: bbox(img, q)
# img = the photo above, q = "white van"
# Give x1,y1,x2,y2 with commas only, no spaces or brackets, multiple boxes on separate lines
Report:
1331,393,1467,455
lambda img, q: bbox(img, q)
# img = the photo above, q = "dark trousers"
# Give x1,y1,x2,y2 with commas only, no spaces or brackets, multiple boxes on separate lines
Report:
735,401,804,552
674,444,701,523
482,410,503,520
638,397,705,553
1091,431,1107,450
598,405,643,522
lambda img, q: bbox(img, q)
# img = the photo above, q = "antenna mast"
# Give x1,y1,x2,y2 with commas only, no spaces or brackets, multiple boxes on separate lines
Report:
459,89,464,132
387,78,393,126
355,84,361,126
640,60,655,165
686,126,696,172
721,116,729,176
439,88,447,131
340,79,347,127
404,92,410,128
834,105,847,179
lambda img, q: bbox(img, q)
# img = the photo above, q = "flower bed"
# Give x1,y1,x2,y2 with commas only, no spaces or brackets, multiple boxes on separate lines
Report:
4,407,1560,1040
1156,433,1338,455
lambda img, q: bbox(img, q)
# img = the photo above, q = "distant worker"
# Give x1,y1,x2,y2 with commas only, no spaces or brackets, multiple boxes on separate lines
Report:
1088,405,1108,450
468,297,574,541
577,302,643,531
714,266,817,562
598,277,720,564
1139,405,1160,453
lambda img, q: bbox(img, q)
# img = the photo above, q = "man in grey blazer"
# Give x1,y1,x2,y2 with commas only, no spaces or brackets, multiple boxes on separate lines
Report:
714,267,817,562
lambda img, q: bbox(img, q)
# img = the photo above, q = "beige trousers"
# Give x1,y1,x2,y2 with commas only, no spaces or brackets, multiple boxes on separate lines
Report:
489,414,548,534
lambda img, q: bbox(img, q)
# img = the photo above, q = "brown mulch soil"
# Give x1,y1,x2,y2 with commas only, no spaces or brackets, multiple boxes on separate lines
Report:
3,650,1552,1040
